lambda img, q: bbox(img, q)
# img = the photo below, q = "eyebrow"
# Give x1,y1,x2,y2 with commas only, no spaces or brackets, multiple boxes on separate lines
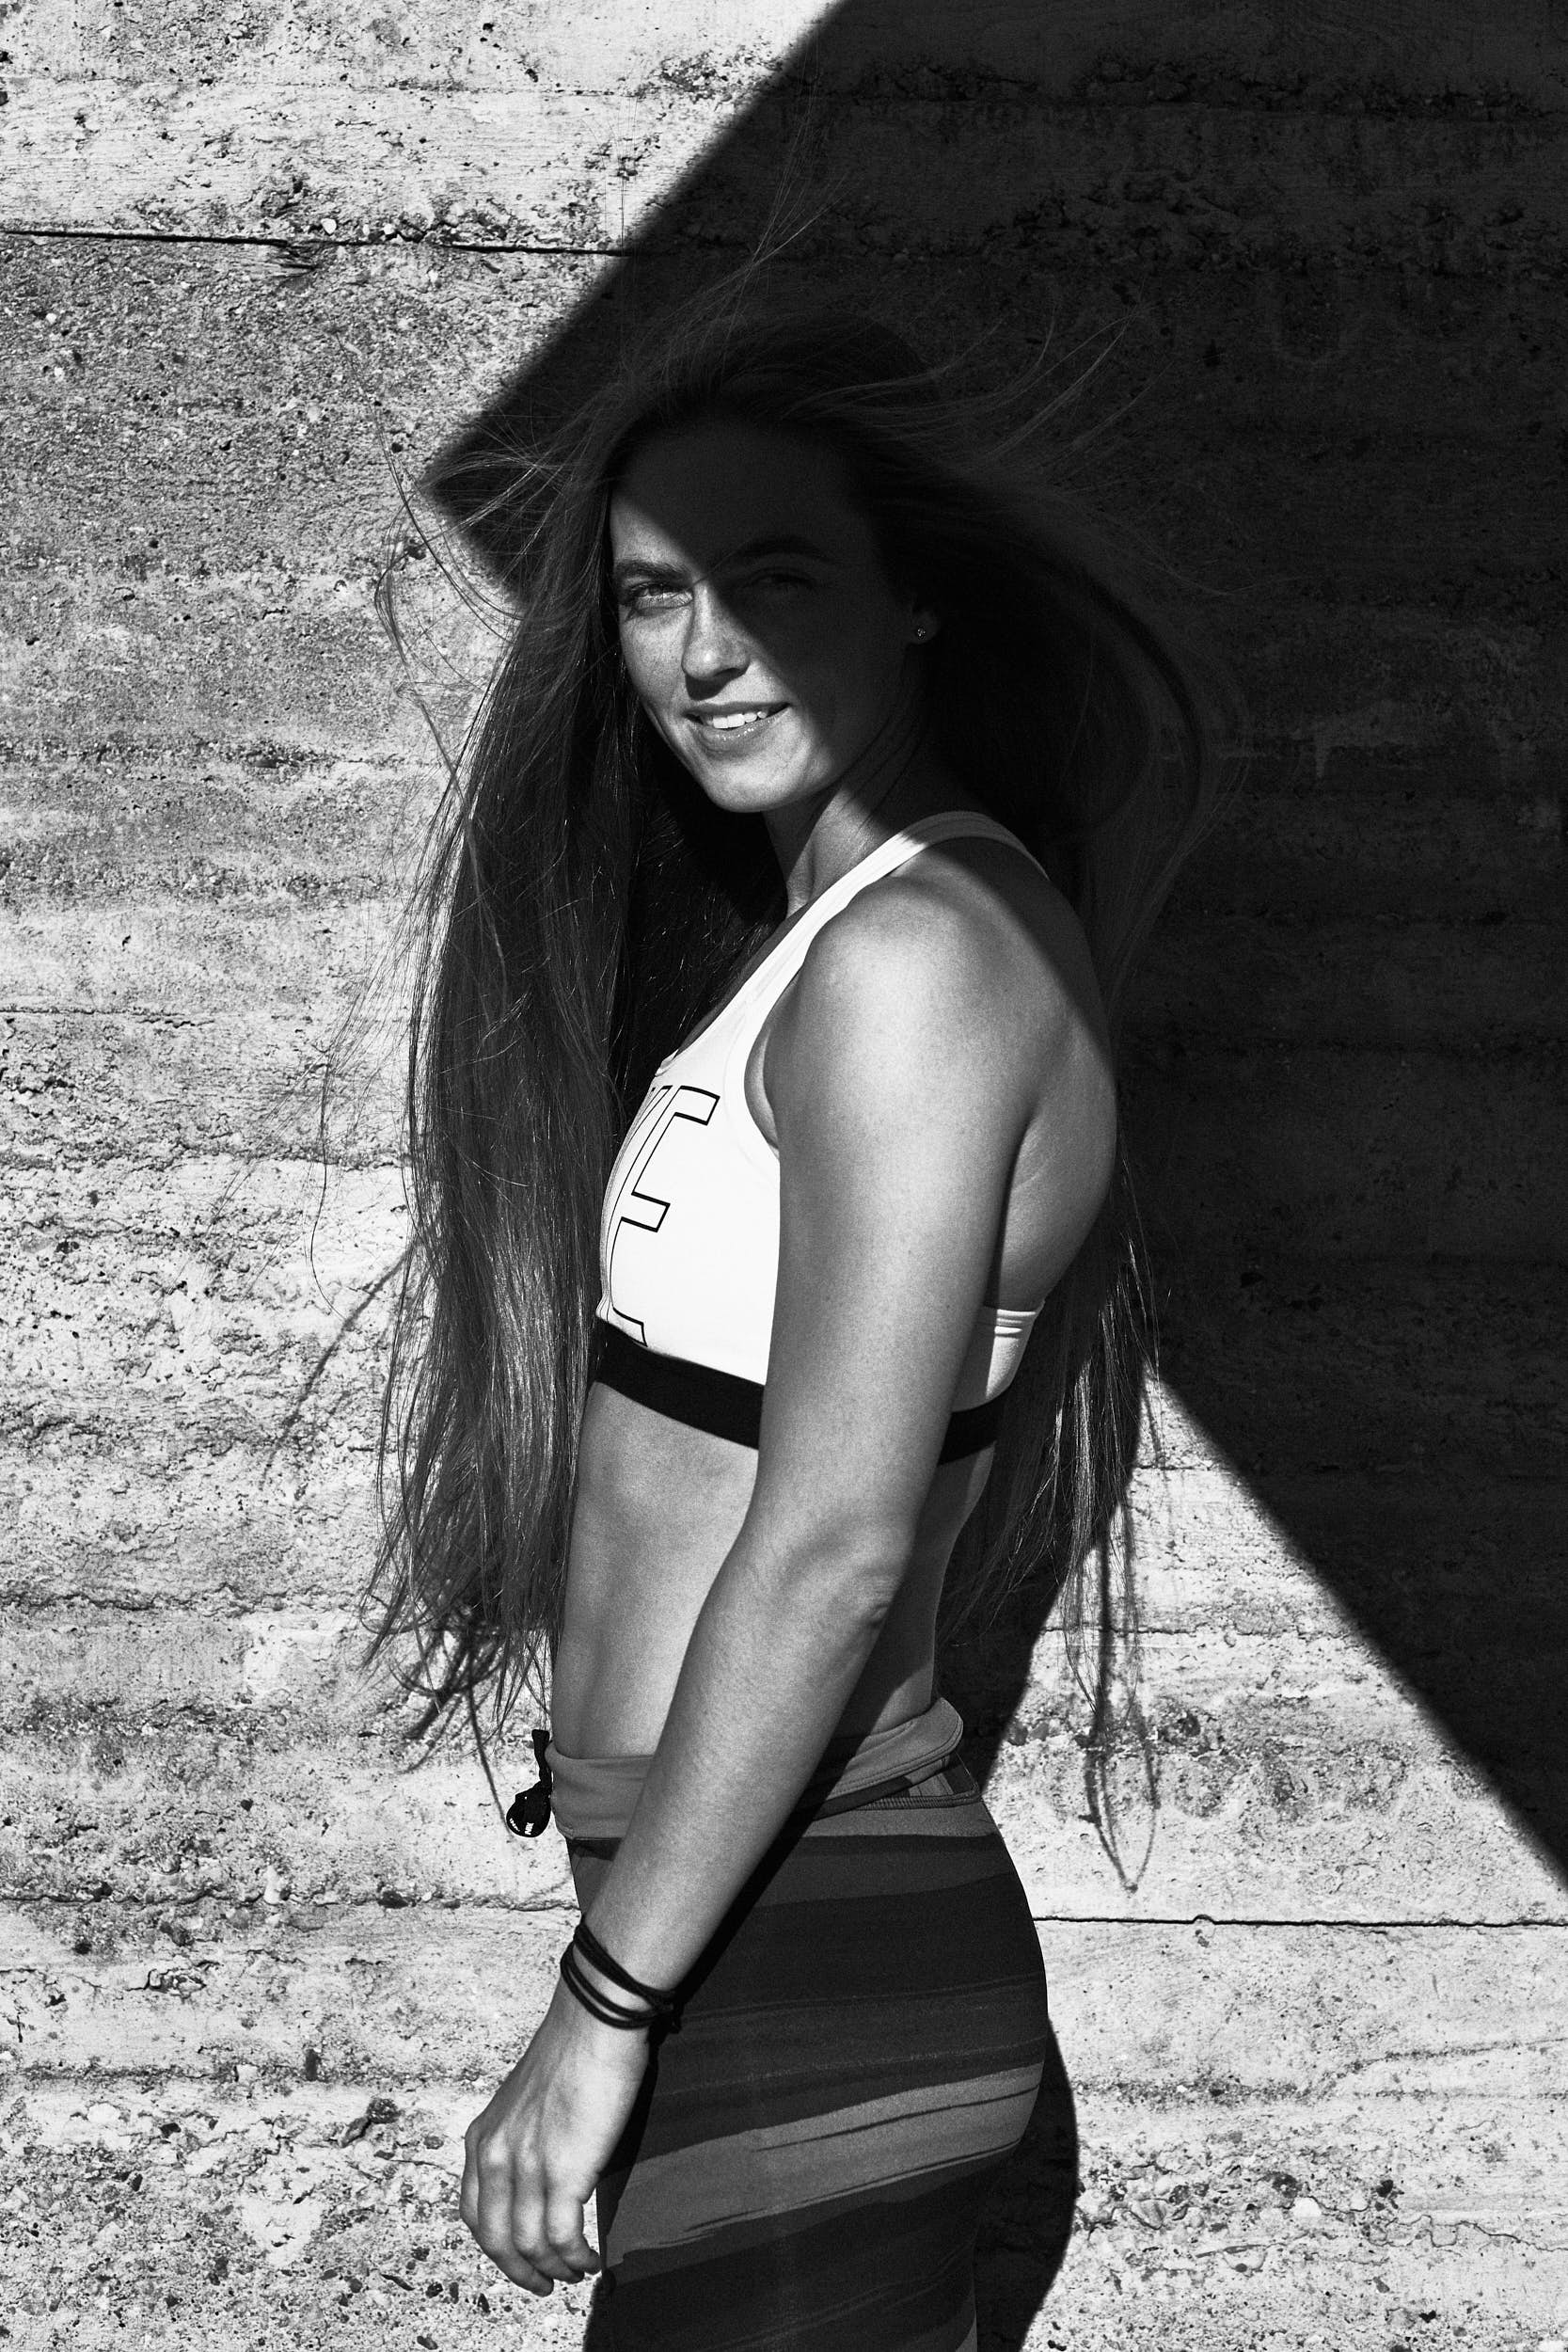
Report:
610,533,838,592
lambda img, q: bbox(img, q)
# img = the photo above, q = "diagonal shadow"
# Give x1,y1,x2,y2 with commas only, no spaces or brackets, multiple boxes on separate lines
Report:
421,7,1564,2339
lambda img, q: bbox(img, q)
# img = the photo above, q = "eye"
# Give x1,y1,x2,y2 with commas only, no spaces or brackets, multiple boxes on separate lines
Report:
618,580,688,615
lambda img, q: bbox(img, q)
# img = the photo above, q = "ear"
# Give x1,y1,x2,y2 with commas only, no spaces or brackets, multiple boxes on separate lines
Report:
908,604,942,645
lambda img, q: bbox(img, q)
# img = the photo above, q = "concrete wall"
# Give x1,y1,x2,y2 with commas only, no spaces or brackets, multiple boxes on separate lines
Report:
2,3,1564,2345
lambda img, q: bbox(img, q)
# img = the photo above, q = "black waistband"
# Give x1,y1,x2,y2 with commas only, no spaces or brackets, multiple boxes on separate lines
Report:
589,1320,1006,1463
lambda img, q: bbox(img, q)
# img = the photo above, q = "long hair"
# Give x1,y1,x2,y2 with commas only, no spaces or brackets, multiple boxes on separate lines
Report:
362,291,1225,1773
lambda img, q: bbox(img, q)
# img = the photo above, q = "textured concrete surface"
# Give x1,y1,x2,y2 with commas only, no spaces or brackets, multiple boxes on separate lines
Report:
2,0,1565,2343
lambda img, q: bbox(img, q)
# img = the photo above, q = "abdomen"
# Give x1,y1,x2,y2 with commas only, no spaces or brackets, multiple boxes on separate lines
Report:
552,1386,991,1757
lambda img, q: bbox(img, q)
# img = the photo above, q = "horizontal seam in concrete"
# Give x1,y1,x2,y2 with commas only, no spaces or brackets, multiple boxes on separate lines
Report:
0,1601,1555,1636
1029,1914,1568,1931
7,72,1563,121
804,90,1563,119
1131,1037,1568,1056
4,1892,1563,1930
0,1009,223,1024
1,1148,403,1171
0,223,627,258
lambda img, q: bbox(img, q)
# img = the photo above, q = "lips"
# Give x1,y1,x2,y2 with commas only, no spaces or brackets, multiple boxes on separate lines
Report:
687,704,785,738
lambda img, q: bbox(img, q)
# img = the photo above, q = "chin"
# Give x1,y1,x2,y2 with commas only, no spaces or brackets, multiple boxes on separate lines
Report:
706,776,822,824
687,755,824,820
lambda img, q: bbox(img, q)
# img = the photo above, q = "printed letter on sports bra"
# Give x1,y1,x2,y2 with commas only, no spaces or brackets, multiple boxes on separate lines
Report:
602,1084,720,1345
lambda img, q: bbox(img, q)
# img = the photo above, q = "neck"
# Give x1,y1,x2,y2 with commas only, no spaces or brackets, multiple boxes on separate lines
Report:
765,672,976,914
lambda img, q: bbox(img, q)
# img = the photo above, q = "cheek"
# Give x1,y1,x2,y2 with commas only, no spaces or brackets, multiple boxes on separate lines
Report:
795,633,903,727
773,600,892,696
618,625,674,710
816,582,909,676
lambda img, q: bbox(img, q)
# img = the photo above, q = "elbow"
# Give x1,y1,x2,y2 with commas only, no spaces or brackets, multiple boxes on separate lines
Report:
741,1466,922,1631
766,1519,914,1638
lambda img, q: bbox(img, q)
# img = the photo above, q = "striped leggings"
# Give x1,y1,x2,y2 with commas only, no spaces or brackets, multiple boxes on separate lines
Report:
568,1762,1053,2351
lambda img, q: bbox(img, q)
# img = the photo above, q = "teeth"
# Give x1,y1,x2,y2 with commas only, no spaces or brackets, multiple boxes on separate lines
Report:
698,709,776,730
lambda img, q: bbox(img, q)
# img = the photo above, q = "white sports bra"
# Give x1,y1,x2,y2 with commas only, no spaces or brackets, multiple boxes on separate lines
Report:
591,812,1051,1457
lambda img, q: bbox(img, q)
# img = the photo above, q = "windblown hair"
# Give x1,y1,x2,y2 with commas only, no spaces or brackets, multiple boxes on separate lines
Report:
363,291,1223,1775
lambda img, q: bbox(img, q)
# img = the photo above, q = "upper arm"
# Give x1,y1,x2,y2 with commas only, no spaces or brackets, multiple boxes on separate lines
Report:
744,881,1097,1581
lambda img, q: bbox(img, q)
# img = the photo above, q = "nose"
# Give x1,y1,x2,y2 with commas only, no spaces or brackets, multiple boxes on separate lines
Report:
681,580,749,692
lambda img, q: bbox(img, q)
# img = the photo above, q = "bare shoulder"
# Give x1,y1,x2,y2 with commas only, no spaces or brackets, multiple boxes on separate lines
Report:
760,826,1118,1305
768,829,1112,1136
898,827,1110,1060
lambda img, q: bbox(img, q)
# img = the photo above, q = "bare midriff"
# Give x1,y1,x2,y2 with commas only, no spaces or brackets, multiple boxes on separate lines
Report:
548,1383,992,1759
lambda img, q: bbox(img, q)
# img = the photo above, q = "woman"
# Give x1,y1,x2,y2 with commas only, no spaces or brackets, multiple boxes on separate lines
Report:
367,300,1217,2348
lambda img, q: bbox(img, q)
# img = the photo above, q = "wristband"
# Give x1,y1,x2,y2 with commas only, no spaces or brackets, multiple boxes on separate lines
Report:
573,1918,679,2018
558,1942,657,2030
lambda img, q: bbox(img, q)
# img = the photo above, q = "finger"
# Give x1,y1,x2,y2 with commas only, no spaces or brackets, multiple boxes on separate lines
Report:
473,2233,557,2296
543,2190,602,2279
467,2137,521,2265
507,2195,591,2285
458,2117,489,2235
458,2108,558,2293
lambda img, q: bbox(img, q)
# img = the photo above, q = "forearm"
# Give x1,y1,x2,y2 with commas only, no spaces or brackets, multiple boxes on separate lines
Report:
576,1534,898,1991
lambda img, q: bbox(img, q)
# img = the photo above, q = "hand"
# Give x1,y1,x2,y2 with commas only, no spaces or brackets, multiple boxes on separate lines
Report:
460,1976,650,2295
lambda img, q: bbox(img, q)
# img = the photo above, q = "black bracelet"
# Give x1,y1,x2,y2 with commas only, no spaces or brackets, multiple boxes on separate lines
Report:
573,1918,679,2018
558,1942,657,2031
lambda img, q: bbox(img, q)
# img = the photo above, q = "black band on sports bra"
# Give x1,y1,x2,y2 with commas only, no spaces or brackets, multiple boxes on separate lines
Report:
589,1319,1006,1464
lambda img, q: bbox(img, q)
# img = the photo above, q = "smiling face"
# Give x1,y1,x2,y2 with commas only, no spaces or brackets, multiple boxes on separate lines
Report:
607,419,935,818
